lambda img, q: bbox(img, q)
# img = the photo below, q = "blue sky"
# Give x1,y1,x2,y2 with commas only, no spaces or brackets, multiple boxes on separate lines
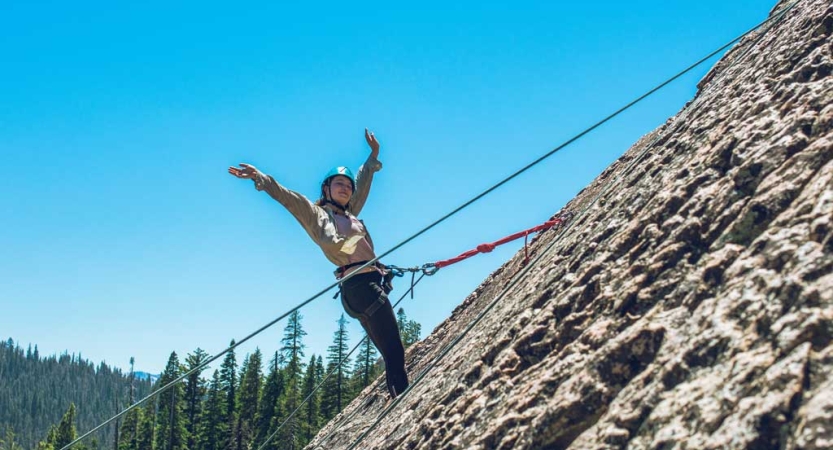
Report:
1,0,777,375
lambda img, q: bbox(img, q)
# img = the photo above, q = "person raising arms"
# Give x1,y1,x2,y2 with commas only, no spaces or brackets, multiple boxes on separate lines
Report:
228,129,409,398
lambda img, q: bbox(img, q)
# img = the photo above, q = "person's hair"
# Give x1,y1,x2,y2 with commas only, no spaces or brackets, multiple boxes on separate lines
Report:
315,180,328,207
315,183,350,211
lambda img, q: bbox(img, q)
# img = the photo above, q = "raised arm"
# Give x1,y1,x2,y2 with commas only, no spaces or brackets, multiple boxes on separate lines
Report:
351,129,383,216
228,163,320,232
366,128,379,160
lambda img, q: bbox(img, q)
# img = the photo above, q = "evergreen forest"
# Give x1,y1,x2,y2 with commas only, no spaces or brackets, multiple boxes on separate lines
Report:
0,339,152,450
1,308,421,450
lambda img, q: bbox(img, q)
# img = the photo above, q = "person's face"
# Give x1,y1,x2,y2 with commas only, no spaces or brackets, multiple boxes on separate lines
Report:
326,175,353,206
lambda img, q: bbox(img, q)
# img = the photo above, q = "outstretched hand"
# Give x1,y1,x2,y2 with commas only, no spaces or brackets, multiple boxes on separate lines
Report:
365,128,380,159
228,163,261,180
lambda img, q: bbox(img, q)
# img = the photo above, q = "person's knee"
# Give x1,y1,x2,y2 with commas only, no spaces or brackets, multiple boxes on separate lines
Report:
380,344,404,368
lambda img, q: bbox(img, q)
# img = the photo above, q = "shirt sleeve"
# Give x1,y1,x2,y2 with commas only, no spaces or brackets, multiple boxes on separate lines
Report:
252,172,322,238
351,155,382,216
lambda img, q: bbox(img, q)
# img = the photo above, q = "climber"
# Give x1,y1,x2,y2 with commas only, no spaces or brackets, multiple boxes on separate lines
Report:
227,128,409,399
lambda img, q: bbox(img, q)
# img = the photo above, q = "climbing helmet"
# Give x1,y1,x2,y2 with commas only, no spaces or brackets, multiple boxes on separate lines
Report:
322,166,356,192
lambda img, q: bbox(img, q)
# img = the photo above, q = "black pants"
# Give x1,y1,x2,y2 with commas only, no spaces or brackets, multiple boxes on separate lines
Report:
340,271,409,398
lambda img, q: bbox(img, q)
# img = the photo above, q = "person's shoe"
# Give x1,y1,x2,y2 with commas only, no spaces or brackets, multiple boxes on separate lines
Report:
386,371,409,399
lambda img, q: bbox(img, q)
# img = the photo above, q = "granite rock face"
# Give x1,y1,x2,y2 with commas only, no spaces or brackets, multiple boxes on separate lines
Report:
307,0,832,448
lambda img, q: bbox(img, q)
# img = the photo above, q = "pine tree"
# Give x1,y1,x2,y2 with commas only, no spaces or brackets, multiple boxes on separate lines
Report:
113,410,120,450
280,312,307,384
254,353,284,450
275,312,307,450
351,332,381,395
314,356,324,389
36,425,57,450
183,349,209,450
396,307,422,348
275,378,301,450
54,403,79,449
118,357,141,450
135,400,154,450
299,356,321,445
1,427,23,450
39,403,88,450
153,353,187,450
117,406,142,450
236,350,262,450
407,320,422,347
198,371,225,450
218,342,238,450
320,315,351,421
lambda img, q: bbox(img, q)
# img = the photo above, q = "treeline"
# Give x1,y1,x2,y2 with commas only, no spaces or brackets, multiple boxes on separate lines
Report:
23,308,421,450
0,339,153,450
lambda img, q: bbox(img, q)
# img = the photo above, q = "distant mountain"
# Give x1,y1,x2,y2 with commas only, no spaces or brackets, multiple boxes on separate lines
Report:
133,370,159,383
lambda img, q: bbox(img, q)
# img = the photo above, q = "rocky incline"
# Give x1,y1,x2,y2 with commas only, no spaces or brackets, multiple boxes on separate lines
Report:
308,0,833,448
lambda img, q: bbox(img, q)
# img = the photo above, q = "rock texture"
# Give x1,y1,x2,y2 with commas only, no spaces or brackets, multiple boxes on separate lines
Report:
308,0,833,448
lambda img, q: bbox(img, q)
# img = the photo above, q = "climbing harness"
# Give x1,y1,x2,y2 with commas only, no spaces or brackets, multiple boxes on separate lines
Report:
332,261,388,317
334,260,385,279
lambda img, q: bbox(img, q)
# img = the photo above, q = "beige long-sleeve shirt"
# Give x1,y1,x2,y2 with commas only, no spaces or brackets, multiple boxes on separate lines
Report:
252,156,383,278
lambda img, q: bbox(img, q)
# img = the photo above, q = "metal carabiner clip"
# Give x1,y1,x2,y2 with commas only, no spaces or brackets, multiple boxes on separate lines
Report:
421,263,440,276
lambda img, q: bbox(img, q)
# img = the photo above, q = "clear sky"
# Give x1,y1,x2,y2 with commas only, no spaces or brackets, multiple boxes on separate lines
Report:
1,0,778,375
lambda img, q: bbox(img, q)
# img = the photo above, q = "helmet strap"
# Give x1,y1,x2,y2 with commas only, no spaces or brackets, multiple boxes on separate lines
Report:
325,199,349,213
322,182,349,213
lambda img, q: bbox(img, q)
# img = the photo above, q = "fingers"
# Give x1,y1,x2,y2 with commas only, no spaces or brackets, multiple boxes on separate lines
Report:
228,164,255,178
365,128,379,152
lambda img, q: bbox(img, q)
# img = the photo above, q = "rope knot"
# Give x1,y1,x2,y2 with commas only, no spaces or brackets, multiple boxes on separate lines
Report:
477,243,496,253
